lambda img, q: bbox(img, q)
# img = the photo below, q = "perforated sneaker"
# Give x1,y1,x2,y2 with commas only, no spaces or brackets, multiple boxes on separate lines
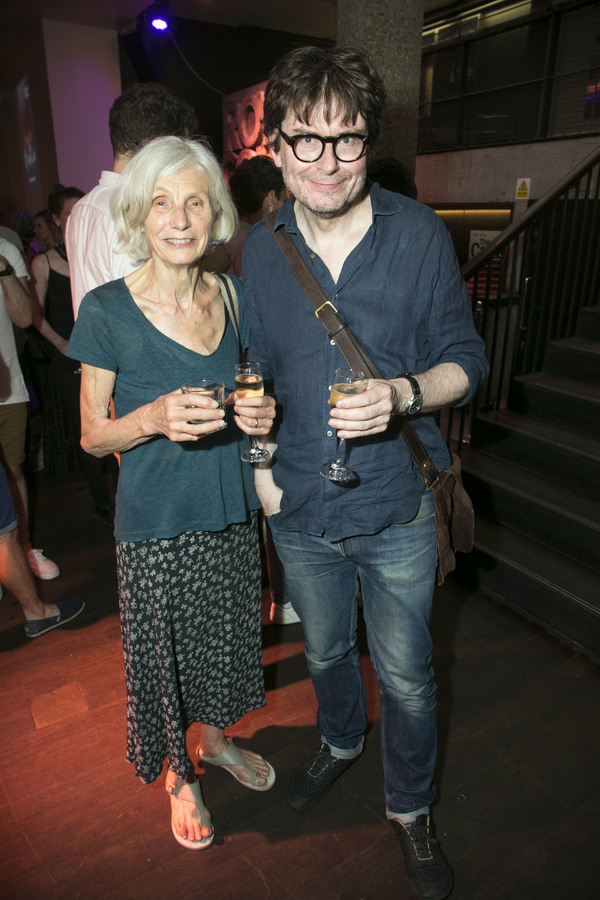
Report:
288,743,358,810
27,548,60,580
390,815,453,900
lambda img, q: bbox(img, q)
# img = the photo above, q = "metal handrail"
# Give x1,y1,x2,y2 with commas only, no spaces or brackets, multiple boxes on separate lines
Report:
446,142,600,448
461,144,600,280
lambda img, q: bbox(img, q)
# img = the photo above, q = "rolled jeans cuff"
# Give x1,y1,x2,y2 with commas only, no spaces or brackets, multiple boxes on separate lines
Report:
386,804,430,822
322,734,364,760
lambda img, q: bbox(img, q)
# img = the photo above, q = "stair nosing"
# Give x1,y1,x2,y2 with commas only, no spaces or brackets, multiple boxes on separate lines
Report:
474,410,600,458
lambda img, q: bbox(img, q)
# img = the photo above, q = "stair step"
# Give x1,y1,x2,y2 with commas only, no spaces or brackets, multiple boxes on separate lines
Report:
471,409,600,498
462,448,600,569
543,338,600,383
510,372,600,436
465,517,600,658
575,306,600,342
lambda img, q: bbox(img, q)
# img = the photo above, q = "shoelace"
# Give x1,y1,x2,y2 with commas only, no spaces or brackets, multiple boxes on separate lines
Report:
308,749,335,776
404,822,439,861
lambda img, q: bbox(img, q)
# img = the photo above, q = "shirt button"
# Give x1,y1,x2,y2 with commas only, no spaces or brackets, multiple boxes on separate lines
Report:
310,253,316,258
326,430,333,436
330,339,336,345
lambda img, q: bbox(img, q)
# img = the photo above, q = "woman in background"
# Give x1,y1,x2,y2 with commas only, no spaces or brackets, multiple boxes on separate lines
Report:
31,184,116,522
32,209,57,254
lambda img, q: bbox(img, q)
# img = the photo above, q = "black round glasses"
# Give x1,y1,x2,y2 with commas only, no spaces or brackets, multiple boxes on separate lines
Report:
278,129,369,163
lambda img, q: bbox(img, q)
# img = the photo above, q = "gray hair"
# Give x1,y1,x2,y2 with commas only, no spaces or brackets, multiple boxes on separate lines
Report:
110,135,237,260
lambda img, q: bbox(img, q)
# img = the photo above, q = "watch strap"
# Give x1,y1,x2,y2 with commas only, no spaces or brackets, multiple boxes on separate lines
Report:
0,263,14,277
395,372,422,414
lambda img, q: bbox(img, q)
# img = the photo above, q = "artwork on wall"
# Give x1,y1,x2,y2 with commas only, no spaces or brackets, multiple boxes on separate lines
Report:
222,82,271,184
15,76,42,211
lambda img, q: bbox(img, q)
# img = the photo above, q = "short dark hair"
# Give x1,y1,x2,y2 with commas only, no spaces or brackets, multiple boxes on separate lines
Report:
367,157,418,200
47,183,84,218
263,46,386,152
229,155,285,217
108,82,198,157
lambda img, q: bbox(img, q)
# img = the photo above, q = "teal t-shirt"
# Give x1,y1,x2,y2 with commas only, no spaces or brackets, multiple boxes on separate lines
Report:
68,277,260,542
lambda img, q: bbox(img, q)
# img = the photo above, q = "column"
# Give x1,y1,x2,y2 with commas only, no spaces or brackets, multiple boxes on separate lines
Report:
336,0,424,174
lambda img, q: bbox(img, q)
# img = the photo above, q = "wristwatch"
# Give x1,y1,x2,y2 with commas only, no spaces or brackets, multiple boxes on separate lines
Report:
0,262,14,277
395,372,423,415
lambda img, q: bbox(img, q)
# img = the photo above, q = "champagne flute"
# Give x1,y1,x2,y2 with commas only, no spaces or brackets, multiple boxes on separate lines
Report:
320,367,364,482
235,362,271,463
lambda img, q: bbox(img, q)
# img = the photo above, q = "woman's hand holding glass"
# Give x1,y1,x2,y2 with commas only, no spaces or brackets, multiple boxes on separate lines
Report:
143,387,226,443
233,362,275,462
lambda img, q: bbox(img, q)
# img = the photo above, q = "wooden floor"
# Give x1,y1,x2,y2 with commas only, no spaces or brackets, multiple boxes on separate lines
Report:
1,469,599,900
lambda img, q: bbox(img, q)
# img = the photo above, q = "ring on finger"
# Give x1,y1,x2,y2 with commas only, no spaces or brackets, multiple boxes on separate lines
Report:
255,418,259,429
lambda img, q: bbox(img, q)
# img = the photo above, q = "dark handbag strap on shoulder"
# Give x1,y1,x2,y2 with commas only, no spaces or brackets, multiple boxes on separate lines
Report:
215,271,246,363
264,210,441,489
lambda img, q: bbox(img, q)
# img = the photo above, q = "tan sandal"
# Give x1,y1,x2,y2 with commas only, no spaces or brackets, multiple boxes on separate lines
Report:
197,738,276,792
166,775,213,850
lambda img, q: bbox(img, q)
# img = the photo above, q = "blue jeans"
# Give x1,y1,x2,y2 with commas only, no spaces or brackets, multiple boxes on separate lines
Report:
271,491,438,816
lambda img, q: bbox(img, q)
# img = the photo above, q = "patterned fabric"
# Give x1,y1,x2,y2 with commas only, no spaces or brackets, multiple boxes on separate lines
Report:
116,511,264,784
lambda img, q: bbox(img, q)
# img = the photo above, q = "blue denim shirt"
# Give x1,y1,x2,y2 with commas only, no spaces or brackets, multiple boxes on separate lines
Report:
243,184,489,540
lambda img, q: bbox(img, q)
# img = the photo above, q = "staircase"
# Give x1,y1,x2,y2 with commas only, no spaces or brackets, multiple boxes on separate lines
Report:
460,306,600,659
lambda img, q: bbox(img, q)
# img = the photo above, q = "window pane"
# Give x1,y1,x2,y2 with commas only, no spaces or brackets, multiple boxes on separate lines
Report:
549,5,600,135
463,84,542,146
418,100,459,151
420,46,462,103
465,21,548,92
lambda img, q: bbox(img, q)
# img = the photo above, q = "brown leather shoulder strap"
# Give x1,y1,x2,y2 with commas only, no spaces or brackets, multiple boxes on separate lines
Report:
264,211,440,487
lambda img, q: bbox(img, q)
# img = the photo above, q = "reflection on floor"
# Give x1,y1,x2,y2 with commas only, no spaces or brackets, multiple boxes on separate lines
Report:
0,470,598,899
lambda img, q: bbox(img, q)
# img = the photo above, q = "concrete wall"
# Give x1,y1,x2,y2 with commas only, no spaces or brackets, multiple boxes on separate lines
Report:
415,136,600,205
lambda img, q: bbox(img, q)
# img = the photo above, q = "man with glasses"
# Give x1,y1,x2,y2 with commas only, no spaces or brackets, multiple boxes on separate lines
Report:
243,46,488,900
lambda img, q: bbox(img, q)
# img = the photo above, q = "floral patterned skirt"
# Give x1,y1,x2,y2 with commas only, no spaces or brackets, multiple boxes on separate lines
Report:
115,512,264,783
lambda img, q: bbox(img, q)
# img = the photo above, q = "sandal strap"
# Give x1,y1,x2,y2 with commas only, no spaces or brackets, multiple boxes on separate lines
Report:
199,738,245,770
166,777,205,808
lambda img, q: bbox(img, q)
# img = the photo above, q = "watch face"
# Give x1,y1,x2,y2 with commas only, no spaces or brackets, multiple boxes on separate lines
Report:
408,396,423,414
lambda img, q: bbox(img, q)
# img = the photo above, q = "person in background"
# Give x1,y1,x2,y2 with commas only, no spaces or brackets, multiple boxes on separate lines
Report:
0,463,84,636
367,156,418,200
10,210,36,268
226,155,288,277
66,82,198,317
32,209,57,254
225,155,296,625
68,136,276,851
243,45,489,900
0,238,60,580
31,184,116,524
0,216,25,257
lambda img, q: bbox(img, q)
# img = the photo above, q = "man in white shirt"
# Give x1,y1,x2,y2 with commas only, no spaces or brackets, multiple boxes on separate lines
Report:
0,238,60,580
67,82,198,315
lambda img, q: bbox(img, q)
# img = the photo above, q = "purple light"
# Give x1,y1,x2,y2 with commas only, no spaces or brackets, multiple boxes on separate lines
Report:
151,17,168,30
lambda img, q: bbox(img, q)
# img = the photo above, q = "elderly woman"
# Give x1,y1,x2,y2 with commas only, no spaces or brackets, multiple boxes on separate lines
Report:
67,136,276,851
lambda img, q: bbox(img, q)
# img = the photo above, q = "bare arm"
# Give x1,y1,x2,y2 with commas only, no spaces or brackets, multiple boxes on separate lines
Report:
80,363,227,458
30,255,69,354
1,254,32,328
329,362,470,438
253,437,283,516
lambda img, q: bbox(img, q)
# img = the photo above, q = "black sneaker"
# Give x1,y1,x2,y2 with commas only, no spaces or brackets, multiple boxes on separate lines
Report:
390,815,453,900
288,743,358,811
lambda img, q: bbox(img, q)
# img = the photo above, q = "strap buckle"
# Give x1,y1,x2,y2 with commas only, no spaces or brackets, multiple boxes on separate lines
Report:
314,300,338,318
